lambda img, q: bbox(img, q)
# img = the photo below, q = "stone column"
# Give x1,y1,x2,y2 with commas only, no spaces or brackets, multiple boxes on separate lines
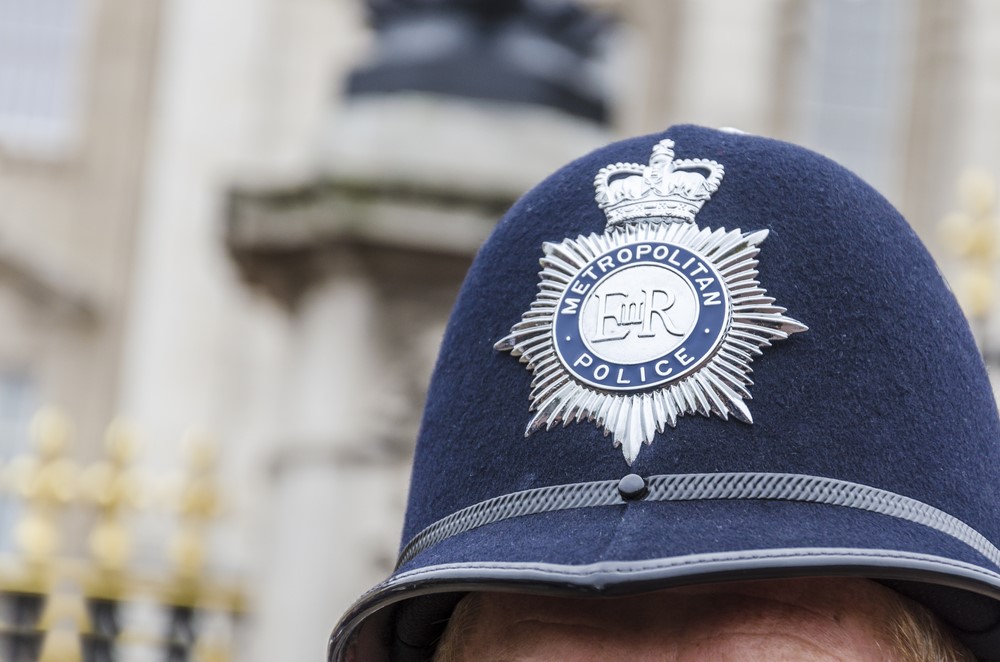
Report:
252,255,408,661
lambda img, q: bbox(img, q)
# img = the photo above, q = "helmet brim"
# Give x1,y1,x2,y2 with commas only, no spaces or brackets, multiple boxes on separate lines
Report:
329,496,1000,660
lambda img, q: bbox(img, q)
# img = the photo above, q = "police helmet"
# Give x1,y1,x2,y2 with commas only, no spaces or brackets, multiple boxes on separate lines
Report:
328,125,1000,661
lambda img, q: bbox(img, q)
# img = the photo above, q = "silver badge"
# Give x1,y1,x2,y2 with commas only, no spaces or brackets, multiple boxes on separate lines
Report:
496,139,807,464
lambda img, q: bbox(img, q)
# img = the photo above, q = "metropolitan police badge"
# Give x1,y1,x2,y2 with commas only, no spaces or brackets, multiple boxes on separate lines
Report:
496,139,807,464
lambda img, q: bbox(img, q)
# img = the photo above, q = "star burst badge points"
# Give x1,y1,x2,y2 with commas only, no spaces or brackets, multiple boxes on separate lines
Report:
495,139,807,464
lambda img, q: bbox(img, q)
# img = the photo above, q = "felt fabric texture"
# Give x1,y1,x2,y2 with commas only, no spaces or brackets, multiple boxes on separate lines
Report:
328,125,1000,661
404,125,1000,545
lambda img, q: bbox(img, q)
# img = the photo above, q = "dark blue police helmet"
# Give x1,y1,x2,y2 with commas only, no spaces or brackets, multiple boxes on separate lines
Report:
328,125,1000,661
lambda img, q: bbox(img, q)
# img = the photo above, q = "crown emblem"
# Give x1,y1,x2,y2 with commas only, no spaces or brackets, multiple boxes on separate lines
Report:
594,139,725,225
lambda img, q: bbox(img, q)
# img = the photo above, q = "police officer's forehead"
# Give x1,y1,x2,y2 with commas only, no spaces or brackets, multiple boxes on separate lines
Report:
448,578,909,661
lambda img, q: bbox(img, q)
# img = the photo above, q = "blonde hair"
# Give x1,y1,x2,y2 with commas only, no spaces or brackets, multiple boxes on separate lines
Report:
432,587,975,662
882,590,976,662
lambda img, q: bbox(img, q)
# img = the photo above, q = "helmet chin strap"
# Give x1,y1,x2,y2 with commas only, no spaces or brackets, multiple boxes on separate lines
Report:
392,593,465,661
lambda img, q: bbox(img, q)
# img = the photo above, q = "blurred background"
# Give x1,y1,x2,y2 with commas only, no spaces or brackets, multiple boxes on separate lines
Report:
0,0,997,659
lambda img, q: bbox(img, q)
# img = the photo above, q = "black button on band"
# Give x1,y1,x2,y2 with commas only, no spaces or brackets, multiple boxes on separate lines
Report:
618,473,648,500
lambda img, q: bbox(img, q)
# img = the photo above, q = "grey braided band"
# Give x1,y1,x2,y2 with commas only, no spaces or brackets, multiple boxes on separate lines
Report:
397,472,1000,569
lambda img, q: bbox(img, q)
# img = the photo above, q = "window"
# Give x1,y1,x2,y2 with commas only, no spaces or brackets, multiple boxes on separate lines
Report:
794,0,916,200
0,0,89,157
0,371,37,551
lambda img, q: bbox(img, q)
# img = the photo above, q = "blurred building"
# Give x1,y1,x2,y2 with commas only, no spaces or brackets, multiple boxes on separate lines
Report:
0,0,159,462
0,0,998,660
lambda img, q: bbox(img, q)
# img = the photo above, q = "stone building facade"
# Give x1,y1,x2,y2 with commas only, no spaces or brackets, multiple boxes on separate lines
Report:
0,0,160,479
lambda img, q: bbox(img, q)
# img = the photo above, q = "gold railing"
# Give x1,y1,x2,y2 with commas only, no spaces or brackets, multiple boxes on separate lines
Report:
939,168,999,365
0,408,244,661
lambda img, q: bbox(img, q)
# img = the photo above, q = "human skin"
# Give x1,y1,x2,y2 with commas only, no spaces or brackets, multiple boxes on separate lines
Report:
443,577,916,661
